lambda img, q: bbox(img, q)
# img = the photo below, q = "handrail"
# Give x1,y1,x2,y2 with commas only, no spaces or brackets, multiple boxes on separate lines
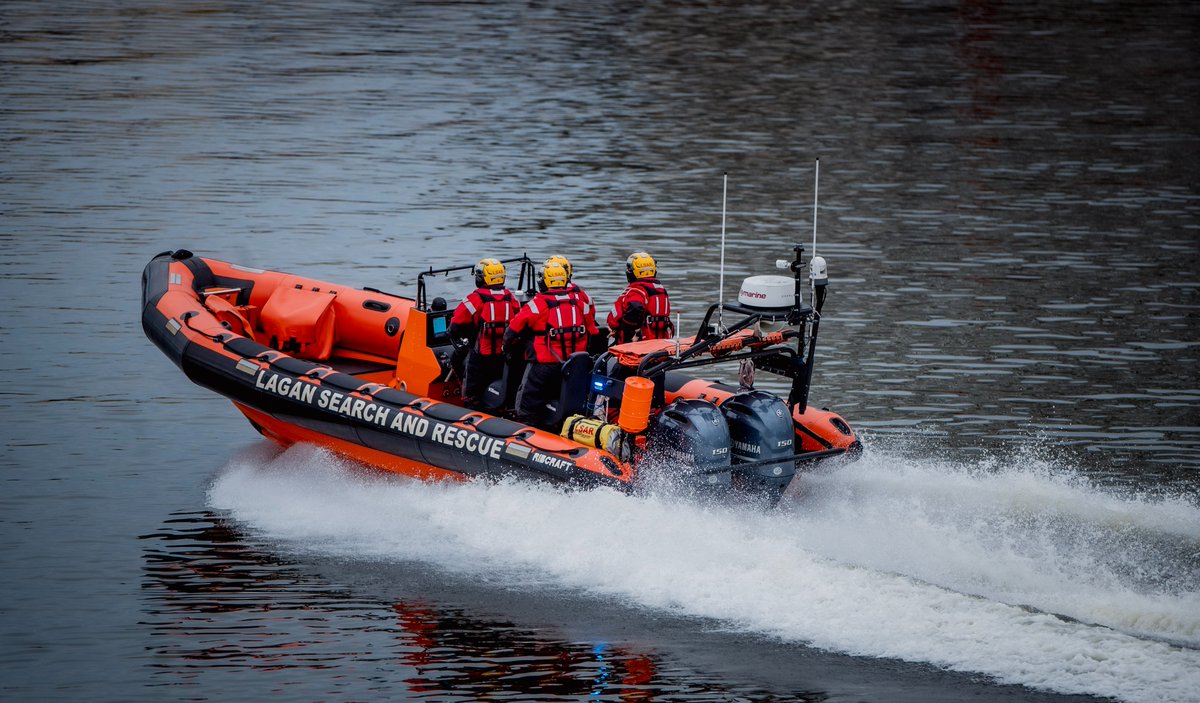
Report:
416,254,534,311
637,308,762,378
653,346,801,378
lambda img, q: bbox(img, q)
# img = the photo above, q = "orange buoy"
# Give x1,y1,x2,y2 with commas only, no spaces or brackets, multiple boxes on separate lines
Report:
618,376,654,433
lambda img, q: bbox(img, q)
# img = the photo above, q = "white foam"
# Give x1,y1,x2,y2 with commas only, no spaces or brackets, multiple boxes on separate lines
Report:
209,443,1200,703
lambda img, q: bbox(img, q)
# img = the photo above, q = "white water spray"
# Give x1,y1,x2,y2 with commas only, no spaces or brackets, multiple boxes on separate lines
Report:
210,443,1200,703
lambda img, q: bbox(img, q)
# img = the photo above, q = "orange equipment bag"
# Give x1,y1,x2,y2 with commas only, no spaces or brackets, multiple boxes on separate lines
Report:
260,285,337,360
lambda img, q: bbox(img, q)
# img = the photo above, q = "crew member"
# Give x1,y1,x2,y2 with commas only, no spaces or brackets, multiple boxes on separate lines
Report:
449,258,519,410
607,251,672,344
545,254,597,330
504,261,597,428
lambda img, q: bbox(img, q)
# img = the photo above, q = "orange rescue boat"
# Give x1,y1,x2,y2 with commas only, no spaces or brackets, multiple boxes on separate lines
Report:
141,245,859,500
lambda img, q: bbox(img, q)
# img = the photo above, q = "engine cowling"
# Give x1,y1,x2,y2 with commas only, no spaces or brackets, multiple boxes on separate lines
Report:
721,390,795,497
642,399,731,490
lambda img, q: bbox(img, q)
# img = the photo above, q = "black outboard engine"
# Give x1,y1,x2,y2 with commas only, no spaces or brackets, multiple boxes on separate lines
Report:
642,399,732,492
721,390,796,498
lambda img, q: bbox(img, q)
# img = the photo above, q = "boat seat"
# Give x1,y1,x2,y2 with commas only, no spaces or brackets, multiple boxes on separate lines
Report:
260,284,338,360
478,356,525,414
544,352,593,431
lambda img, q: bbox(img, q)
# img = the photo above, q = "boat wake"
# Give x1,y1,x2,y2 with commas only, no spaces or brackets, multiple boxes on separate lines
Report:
208,441,1200,703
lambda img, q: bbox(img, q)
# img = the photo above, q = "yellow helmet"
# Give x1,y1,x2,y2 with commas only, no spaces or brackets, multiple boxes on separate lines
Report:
541,261,569,291
473,258,506,287
545,254,572,281
626,251,656,281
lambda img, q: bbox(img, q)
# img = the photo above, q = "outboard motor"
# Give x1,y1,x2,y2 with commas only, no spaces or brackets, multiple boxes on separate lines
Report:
642,399,732,492
721,391,796,498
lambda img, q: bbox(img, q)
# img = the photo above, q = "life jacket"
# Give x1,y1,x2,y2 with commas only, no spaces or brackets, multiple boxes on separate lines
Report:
532,292,588,363
627,279,672,340
564,282,595,324
468,288,518,355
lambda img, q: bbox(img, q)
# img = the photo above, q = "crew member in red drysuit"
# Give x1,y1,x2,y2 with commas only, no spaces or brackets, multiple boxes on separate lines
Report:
544,254,597,330
449,257,519,409
607,251,672,344
504,261,598,428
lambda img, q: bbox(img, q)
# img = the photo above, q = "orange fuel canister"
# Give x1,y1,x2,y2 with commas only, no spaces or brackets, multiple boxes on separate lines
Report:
617,376,654,434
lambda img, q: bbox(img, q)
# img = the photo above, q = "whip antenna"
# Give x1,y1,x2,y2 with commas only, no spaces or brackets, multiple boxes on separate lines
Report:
812,157,820,258
809,158,828,310
717,172,728,333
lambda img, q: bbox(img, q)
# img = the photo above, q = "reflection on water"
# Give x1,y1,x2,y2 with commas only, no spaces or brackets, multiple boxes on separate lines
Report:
3,0,1198,701
391,602,663,701
140,511,818,702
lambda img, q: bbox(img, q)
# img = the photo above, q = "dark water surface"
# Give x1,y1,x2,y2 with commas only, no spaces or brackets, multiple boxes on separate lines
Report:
2,1,1198,701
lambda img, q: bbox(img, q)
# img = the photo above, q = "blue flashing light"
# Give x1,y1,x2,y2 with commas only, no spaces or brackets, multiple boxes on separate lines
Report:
590,374,624,397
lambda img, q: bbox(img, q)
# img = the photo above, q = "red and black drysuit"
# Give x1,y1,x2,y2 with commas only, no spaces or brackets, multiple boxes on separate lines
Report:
449,285,519,409
607,278,672,344
503,289,598,428
565,280,608,353
563,282,597,330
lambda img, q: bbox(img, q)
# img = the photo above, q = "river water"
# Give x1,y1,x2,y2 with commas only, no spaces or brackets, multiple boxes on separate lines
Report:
2,1,1198,701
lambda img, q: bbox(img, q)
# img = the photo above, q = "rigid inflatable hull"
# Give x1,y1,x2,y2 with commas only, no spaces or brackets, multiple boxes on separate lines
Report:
141,251,631,490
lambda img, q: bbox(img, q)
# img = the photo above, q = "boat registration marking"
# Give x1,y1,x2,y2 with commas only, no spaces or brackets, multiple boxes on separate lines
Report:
505,443,532,459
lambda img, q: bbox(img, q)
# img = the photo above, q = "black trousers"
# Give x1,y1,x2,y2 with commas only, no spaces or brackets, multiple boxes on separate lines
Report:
515,361,563,429
462,351,505,409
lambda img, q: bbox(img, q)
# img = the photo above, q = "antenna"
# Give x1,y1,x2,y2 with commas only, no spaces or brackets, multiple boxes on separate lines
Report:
717,172,728,333
809,158,828,310
812,157,820,259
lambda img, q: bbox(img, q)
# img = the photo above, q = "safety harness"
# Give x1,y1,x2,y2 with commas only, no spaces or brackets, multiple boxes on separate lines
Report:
628,280,673,340
471,288,517,355
539,295,588,362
